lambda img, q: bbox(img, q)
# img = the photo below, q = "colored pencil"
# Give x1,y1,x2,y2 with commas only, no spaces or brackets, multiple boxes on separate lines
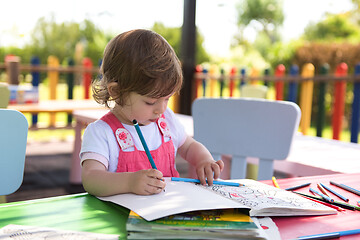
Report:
294,192,358,211
285,182,311,191
171,177,244,187
309,188,334,202
297,228,360,240
317,183,330,197
295,193,344,212
330,181,360,196
133,119,157,169
272,176,280,188
319,183,349,202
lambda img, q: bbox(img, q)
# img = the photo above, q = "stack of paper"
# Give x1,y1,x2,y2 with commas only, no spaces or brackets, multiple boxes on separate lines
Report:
126,209,268,240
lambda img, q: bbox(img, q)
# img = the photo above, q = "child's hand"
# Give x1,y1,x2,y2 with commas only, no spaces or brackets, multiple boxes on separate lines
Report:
129,169,166,195
196,160,224,186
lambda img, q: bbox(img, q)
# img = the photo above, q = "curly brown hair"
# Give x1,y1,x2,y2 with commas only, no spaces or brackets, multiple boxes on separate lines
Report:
92,29,183,108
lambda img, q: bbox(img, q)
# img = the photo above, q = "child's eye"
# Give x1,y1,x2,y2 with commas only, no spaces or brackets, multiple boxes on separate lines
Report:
145,101,156,105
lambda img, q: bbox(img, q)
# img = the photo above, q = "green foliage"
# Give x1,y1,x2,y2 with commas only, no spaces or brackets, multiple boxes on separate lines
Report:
303,14,360,42
267,40,303,69
0,16,109,66
151,22,210,64
236,0,284,43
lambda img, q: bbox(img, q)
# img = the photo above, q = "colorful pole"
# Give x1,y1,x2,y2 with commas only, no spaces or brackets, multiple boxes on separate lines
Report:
229,67,236,97
287,64,299,103
219,68,225,97
202,68,208,97
240,68,246,86
299,63,315,135
209,65,217,97
332,62,348,140
67,58,75,125
350,63,360,143
263,68,270,87
275,64,285,100
47,55,59,127
194,65,202,99
82,57,93,99
31,56,40,127
316,64,329,137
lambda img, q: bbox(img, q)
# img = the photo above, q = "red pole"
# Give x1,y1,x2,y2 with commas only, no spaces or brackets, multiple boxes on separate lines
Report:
229,67,236,97
275,64,285,100
82,57,93,99
194,65,202,99
332,63,348,140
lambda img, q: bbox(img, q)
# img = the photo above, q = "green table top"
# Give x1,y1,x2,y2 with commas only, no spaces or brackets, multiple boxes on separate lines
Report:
0,193,129,239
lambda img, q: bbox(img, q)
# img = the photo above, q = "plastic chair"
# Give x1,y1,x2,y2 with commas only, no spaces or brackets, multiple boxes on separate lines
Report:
240,84,268,178
191,98,301,180
0,109,28,200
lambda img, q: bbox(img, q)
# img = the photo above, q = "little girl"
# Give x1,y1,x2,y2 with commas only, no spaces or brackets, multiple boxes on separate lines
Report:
80,29,224,196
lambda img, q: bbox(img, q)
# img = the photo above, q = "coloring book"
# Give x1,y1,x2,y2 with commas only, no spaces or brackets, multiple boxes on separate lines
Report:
98,178,336,221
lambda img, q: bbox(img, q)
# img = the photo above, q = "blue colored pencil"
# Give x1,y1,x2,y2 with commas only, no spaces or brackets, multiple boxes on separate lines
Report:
309,188,334,202
330,181,360,196
285,182,311,191
319,183,349,202
133,119,157,170
297,228,360,240
171,177,243,187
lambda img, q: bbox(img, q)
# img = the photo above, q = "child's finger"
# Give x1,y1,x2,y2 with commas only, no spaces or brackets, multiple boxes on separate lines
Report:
204,165,214,185
196,168,207,185
146,169,164,179
216,160,225,171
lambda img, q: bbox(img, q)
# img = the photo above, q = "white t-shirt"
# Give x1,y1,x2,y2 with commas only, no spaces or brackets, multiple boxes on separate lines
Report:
80,108,187,172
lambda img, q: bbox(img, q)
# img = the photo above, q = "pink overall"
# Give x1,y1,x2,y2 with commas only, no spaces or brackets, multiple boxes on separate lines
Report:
101,112,180,177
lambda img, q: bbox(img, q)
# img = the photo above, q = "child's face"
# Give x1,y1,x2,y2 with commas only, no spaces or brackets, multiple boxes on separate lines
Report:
115,92,173,126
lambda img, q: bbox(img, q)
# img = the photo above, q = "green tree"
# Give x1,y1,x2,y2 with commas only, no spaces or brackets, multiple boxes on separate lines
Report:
151,22,210,64
235,0,284,44
24,16,108,65
303,14,360,42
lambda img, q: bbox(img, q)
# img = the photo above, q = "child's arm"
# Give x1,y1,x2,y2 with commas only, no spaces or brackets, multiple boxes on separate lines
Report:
177,136,224,186
81,159,166,196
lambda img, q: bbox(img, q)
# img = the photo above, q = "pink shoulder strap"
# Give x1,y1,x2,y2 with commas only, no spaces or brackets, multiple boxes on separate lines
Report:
101,112,134,150
157,114,171,138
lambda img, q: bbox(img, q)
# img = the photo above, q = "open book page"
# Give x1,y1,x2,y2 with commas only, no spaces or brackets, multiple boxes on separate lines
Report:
98,178,336,221
200,179,337,216
99,178,242,221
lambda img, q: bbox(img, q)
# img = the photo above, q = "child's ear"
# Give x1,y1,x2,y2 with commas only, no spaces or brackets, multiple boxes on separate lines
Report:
107,82,118,97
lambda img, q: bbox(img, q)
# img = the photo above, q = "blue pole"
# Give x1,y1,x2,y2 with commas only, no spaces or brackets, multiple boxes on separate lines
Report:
240,68,246,86
350,63,360,143
202,68,208,97
287,65,299,103
31,56,40,127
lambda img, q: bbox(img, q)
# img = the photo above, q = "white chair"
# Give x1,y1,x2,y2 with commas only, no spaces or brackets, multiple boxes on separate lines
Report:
0,109,28,198
191,98,301,180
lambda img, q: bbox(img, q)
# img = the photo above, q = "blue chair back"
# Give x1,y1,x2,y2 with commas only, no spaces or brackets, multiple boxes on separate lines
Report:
0,109,28,195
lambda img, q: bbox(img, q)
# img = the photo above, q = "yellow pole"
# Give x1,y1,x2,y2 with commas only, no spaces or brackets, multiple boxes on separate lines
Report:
209,65,217,97
299,63,315,135
250,67,259,85
47,56,59,127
